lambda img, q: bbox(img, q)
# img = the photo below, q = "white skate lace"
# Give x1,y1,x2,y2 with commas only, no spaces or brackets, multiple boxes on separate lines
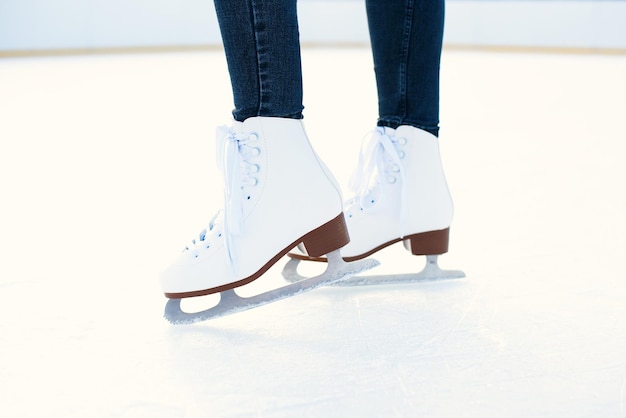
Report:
184,125,260,275
184,211,222,251
347,127,408,236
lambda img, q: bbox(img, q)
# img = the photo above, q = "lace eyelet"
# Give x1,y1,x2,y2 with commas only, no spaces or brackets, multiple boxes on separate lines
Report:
248,132,258,141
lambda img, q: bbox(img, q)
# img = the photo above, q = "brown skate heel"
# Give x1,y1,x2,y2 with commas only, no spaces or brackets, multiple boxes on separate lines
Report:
403,228,450,256
301,213,350,258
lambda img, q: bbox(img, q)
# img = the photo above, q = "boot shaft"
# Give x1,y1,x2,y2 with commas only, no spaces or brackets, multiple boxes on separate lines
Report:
394,125,453,231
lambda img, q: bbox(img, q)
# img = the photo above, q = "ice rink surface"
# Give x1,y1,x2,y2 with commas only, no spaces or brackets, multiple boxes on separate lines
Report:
1,48,625,417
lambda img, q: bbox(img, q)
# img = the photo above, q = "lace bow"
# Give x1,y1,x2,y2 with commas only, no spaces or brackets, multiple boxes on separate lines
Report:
347,127,408,237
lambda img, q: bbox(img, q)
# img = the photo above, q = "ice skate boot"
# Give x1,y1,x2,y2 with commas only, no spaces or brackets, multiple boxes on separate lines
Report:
284,125,464,285
160,117,377,323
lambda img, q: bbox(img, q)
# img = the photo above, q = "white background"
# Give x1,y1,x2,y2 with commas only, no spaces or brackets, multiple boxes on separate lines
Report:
1,1,626,52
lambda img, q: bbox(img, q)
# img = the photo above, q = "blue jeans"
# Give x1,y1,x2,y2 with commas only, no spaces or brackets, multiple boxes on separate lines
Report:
214,0,444,137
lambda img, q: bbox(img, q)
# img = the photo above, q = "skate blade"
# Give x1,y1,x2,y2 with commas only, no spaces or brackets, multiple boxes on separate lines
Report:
163,250,379,324
282,255,465,286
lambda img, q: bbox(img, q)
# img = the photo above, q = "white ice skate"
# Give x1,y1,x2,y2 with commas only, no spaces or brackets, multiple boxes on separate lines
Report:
283,126,464,285
160,117,377,324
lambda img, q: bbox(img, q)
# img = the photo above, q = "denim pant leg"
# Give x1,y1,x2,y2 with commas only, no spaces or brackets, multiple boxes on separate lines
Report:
214,0,304,121
366,0,445,137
